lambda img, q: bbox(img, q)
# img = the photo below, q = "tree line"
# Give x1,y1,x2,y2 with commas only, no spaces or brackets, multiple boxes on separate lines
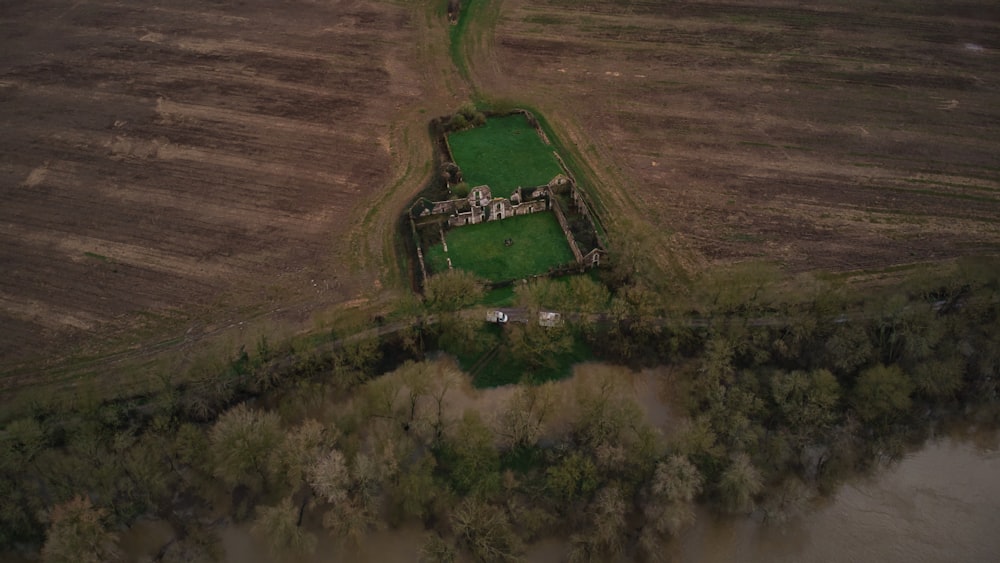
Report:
2,257,998,561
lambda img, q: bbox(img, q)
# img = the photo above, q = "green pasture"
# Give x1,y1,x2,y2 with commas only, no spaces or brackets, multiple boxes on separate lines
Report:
444,324,592,388
447,114,564,197
424,212,575,281
469,332,591,389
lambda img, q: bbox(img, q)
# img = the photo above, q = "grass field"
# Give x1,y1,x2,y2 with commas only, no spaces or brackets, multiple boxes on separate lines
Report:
425,212,575,281
445,324,592,388
447,113,564,197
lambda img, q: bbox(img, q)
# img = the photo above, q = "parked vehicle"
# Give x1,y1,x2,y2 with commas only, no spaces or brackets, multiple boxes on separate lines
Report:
538,311,562,327
486,310,509,323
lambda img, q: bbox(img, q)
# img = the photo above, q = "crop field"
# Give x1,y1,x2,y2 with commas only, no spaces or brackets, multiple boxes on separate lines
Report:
424,212,575,281
447,113,564,196
4,0,999,396
0,0,457,388
472,0,1000,274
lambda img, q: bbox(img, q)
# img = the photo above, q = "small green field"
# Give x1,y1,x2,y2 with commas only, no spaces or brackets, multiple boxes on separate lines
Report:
444,324,593,388
448,113,564,197
425,212,575,281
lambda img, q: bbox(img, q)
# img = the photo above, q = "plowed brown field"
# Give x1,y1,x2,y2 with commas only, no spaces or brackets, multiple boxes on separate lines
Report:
4,0,1000,396
474,0,1000,273
0,0,462,387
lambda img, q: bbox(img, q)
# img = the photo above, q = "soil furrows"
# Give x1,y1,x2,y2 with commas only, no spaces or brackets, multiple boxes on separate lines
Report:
481,0,1000,273
0,0,430,376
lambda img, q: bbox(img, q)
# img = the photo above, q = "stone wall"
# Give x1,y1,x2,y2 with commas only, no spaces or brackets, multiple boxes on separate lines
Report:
413,108,608,289
550,197,585,264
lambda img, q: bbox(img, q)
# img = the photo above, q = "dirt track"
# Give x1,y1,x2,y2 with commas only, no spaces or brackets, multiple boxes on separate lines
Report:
475,0,1000,274
0,0,461,381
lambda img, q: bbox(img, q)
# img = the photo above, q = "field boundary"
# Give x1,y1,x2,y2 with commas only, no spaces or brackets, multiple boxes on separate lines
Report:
407,108,607,287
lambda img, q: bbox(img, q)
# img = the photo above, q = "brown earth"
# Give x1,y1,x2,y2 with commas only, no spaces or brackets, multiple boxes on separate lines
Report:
472,0,1000,275
4,0,1000,398
0,0,466,393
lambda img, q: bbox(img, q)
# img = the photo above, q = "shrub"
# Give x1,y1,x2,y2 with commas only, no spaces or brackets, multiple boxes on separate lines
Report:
449,114,468,130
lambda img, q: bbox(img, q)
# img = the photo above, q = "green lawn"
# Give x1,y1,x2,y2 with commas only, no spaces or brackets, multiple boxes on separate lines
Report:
443,325,593,388
425,212,575,281
469,333,592,388
448,114,564,197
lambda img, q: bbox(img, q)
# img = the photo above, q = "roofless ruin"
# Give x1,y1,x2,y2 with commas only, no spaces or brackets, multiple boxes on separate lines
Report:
408,109,607,285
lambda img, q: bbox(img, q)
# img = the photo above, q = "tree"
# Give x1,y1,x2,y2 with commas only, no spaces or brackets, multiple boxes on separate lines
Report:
436,313,497,359
504,321,573,373
420,533,457,563
41,496,119,563
330,337,382,391
718,453,762,513
252,496,316,559
306,449,349,505
760,476,811,525
694,261,779,315
568,485,628,562
567,275,611,314
209,404,282,492
451,498,523,563
389,456,440,523
321,495,379,548
671,415,724,475
319,435,403,545
270,419,331,491
173,422,210,472
424,270,486,312
852,364,914,425
644,455,703,537
569,371,658,480
707,373,764,453
444,411,500,495
494,383,558,450
359,360,453,441
824,324,874,376
514,278,568,311
545,451,599,504
160,522,222,563
360,372,407,427
911,356,964,400
770,369,840,443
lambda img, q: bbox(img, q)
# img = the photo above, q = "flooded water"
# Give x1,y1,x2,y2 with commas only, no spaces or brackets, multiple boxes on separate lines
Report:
677,431,1000,563
110,363,999,563
121,432,992,563
220,524,429,563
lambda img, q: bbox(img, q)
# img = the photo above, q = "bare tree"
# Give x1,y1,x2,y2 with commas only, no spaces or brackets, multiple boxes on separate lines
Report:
718,453,762,513
41,496,120,563
270,419,331,491
494,383,558,449
252,496,316,559
451,498,524,563
307,449,349,505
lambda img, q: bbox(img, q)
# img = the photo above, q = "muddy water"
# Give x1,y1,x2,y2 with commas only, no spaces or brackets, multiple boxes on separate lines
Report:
677,431,1000,563
115,364,1000,562
128,435,992,563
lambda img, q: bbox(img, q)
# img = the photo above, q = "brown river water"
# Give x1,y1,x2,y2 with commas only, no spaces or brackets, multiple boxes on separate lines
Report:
106,367,1000,562
117,432,1000,563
